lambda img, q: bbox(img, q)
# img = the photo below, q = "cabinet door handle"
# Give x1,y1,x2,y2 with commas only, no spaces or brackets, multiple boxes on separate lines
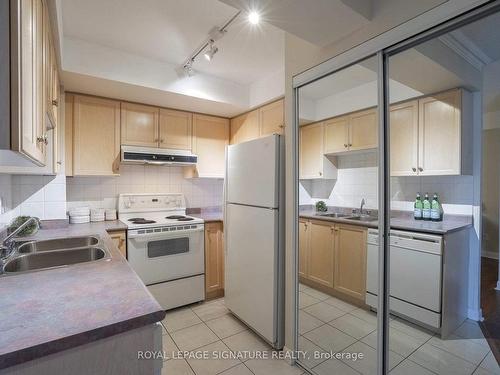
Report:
160,139,164,143
412,167,417,172
279,124,285,128
418,167,423,172
52,99,58,107
348,143,352,147
319,171,322,176
344,143,348,148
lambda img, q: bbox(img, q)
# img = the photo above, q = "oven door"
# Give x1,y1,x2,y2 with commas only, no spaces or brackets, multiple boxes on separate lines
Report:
127,225,204,285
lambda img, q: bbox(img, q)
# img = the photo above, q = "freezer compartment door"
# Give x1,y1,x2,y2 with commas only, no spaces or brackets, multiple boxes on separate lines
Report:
226,135,280,208
224,203,280,346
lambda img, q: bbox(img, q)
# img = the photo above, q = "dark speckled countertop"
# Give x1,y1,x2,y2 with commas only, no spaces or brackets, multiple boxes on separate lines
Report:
0,220,165,369
300,207,472,235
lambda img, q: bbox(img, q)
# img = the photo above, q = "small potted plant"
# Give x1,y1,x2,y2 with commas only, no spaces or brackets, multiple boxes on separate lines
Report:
315,201,327,213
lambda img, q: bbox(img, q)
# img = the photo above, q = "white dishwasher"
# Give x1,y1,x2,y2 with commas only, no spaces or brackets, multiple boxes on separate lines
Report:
366,229,443,329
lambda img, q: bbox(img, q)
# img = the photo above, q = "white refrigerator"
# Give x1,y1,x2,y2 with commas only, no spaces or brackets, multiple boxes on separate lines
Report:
224,134,284,349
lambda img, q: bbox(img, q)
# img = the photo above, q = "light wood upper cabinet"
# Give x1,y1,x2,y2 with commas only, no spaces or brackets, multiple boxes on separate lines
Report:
390,88,472,176
308,220,335,288
334,224,367,300
121,102,159,147
185,114,229,179
259,100,284,136
230,110,259,145
159,109,192,150
390,100,419,176
300,122,337,180
418,89,465,176
230,99,284,144
11,0,47,165
323,108,377,154
65,94,74,176
349,108,378,151
205,222,224,299
299,219,309,278
73,95,120,176
324,117,349,154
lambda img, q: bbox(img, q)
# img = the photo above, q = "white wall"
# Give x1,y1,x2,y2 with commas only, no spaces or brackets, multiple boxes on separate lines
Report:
299,152,474,215
66,164,224,211
248,68,285,108
0,174,67,229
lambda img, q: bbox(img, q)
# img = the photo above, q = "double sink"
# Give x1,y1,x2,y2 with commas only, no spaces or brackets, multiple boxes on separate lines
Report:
318,212,378,222
1,235,110,275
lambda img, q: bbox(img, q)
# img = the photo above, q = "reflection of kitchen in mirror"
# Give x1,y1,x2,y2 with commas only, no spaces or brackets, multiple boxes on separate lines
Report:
297,55,383,373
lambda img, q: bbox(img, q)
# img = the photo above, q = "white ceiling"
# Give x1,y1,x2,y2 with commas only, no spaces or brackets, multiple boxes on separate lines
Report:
61,0,284,85
459,12,500,63
219,0,372,47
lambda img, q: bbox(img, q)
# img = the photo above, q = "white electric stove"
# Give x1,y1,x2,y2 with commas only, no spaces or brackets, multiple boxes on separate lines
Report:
118,193,205,310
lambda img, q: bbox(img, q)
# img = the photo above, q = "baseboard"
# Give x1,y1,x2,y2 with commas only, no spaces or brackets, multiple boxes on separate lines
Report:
468,307,483,321
482,251,499,260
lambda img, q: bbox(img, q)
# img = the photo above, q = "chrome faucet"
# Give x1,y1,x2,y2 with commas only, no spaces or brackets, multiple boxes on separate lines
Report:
360,198,366,215
0,217,40,263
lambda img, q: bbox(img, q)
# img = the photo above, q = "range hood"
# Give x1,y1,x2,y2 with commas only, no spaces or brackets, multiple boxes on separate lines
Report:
121,145,197,166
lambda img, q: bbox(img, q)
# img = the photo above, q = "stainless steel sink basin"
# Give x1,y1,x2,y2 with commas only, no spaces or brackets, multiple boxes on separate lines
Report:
319,213,351,218
346,215,378,222
17,236,99,253
3,247,108,273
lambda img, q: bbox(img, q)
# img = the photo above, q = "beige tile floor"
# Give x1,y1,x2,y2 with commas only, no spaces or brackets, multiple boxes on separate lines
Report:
160,298,304,375
298,283,500,375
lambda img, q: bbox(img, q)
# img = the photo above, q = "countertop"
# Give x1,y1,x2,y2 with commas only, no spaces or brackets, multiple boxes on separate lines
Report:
0,220,165,369
300,210,473,235
188,207,223,223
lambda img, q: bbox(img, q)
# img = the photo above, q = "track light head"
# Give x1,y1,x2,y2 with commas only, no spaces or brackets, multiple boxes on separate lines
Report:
204,41,218,61
183,60,195,77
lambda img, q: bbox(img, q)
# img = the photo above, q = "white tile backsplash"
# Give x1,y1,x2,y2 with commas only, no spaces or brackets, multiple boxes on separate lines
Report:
66,164,224,211
0,174,67,227
300,153,474,215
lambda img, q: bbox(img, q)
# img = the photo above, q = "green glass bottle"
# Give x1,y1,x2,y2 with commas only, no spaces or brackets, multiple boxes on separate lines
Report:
414,193,423,220
431,193,443,222
422,193,431,221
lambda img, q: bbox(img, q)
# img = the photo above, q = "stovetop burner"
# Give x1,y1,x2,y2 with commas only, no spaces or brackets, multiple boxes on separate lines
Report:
177,217,195,221
128,217,145,221
131,219,157,224
166,215,186,219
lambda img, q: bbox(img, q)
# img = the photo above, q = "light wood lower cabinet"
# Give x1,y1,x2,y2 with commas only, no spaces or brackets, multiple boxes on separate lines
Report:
334,224,367,300
308,220,335,288
108,230,127,258
299,219,367,302
298,219,309,278
205,222,224,299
